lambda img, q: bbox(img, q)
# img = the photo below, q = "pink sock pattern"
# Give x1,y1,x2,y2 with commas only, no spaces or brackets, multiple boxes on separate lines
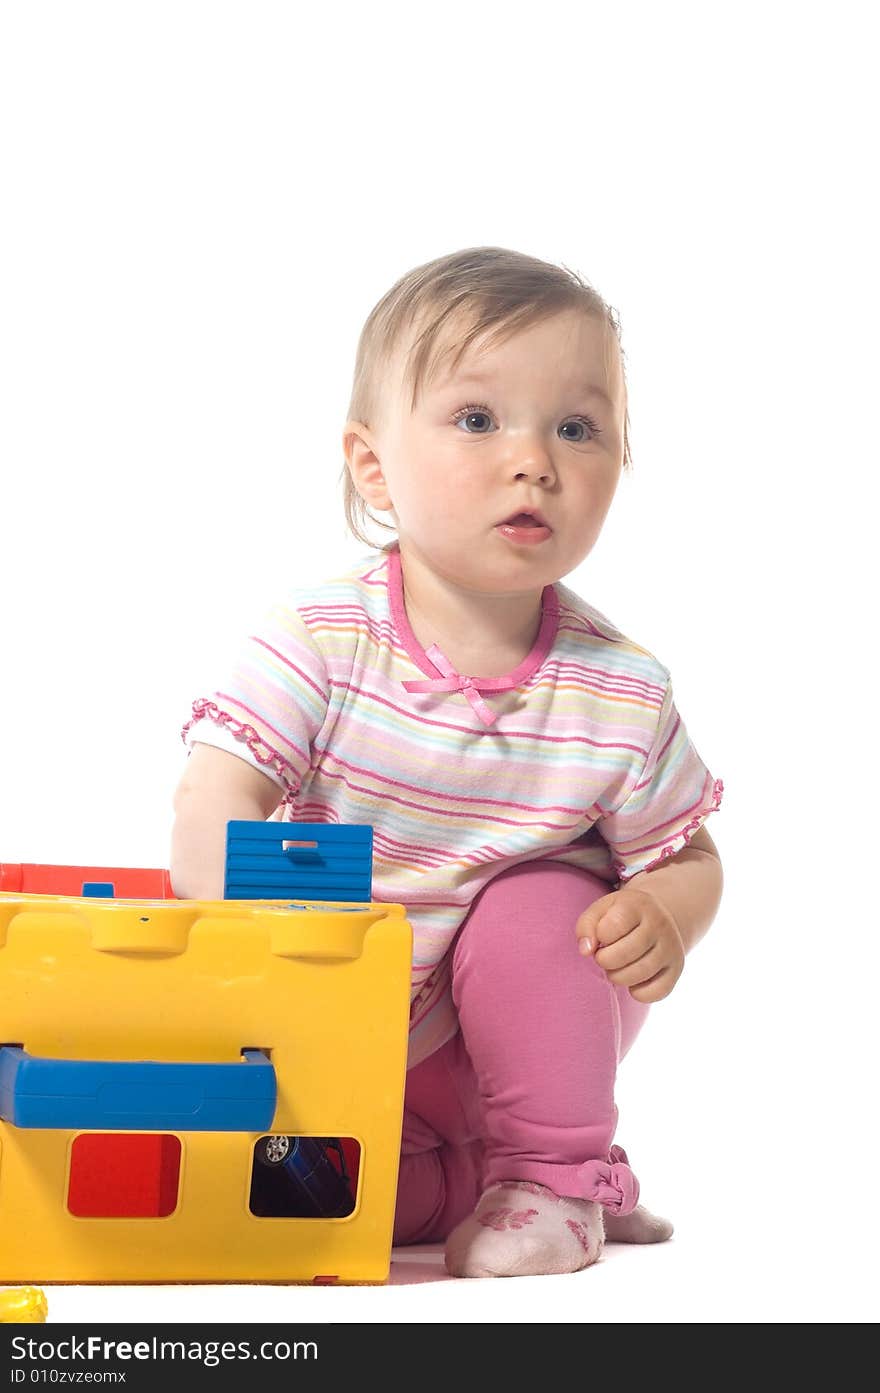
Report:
565,1219,596,1254
479,1207,539,1232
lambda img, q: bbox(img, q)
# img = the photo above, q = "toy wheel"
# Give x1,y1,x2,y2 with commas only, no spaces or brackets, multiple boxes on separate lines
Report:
258,1134,291,1166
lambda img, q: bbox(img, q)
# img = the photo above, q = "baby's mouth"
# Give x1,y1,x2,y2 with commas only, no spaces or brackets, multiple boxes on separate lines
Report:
495,512,554,544
497,511,552,531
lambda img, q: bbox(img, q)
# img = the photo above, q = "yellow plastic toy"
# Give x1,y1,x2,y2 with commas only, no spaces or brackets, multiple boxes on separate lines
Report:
0,1287,47,1320
0,842,412,1285
0,1287,47,1322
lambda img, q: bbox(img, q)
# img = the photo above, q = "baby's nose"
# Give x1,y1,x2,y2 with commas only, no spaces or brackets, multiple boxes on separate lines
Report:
514,463,555,483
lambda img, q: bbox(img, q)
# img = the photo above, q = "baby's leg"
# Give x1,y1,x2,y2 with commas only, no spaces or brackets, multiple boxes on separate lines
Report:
394,1141,483,1245
446,861,668,1276
393,1039,484,1246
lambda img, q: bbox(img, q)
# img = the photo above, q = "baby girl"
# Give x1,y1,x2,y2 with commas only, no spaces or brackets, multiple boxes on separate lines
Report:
171,245,724,1278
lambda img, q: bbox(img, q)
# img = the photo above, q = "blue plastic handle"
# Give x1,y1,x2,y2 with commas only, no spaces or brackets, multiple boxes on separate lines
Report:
0,1046,276,1131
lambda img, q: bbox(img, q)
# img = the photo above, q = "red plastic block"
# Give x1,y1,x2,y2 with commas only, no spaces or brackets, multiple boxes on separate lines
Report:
67,1134,182,1218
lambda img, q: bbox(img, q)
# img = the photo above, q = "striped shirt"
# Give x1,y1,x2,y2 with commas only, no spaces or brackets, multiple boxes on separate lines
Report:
182,543,723,1069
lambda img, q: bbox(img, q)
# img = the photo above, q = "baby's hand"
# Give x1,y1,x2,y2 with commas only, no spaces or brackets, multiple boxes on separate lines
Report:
575,888,685,1003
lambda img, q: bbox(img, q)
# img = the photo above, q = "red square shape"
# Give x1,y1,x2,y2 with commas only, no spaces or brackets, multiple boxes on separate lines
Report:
68,1134,181,1218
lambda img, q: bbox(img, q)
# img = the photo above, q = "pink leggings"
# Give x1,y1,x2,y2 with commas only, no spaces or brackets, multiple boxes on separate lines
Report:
393,861,651,1245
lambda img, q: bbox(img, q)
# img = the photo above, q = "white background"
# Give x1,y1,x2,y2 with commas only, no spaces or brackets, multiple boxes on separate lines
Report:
1,1,877,1325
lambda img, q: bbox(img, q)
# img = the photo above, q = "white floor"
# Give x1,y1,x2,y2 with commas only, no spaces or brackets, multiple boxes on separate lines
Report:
21,1216,878,1325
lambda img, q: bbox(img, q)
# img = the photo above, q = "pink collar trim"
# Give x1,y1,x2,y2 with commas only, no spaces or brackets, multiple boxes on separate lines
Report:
386,544,559,726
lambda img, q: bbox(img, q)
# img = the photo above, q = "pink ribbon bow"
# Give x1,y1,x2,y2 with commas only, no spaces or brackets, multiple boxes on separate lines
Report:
402,643,517,727
573,1144,640,1214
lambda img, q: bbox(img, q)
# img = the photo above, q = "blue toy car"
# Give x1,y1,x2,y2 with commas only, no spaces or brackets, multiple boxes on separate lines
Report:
252,1134,355,1218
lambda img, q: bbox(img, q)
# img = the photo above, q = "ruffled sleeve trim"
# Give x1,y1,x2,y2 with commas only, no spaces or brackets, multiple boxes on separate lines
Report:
613,776,724,881
181,698,301,803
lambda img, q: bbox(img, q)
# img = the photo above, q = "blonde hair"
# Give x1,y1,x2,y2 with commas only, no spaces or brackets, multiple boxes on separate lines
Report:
341,245,632,551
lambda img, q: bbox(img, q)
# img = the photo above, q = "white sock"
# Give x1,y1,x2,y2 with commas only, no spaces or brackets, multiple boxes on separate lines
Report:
602,1203,674,1243
444,1180,604,1278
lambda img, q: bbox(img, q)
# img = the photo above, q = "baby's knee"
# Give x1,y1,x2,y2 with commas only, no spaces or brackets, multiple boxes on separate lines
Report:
455,862,612,970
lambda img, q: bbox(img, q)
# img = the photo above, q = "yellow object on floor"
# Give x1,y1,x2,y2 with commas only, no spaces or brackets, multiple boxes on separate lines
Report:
0,1286,47,1322
0,892,412,1285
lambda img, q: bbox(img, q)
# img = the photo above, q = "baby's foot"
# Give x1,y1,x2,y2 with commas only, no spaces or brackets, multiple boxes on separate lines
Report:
602,1203,674,1244
444,1180,604,1278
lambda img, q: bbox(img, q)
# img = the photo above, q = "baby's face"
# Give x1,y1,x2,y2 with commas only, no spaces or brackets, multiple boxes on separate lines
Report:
350,307,625,594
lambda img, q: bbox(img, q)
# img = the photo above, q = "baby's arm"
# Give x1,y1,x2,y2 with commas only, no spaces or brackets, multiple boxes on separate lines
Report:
170,743,283,900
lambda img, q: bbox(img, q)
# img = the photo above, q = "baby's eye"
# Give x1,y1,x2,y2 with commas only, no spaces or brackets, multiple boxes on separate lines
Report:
559,418,602,443
450,402,601,442
451,404,495,434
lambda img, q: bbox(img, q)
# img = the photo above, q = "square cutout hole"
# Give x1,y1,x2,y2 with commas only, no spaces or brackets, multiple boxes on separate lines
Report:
249,1135,359,1218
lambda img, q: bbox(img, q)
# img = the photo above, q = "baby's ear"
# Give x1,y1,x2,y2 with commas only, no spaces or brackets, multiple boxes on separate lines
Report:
343,421,393,511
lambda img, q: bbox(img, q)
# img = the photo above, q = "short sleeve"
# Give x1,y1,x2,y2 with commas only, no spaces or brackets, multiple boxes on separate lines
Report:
186,718,288,790
181,598,331,802
597,679,723,882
